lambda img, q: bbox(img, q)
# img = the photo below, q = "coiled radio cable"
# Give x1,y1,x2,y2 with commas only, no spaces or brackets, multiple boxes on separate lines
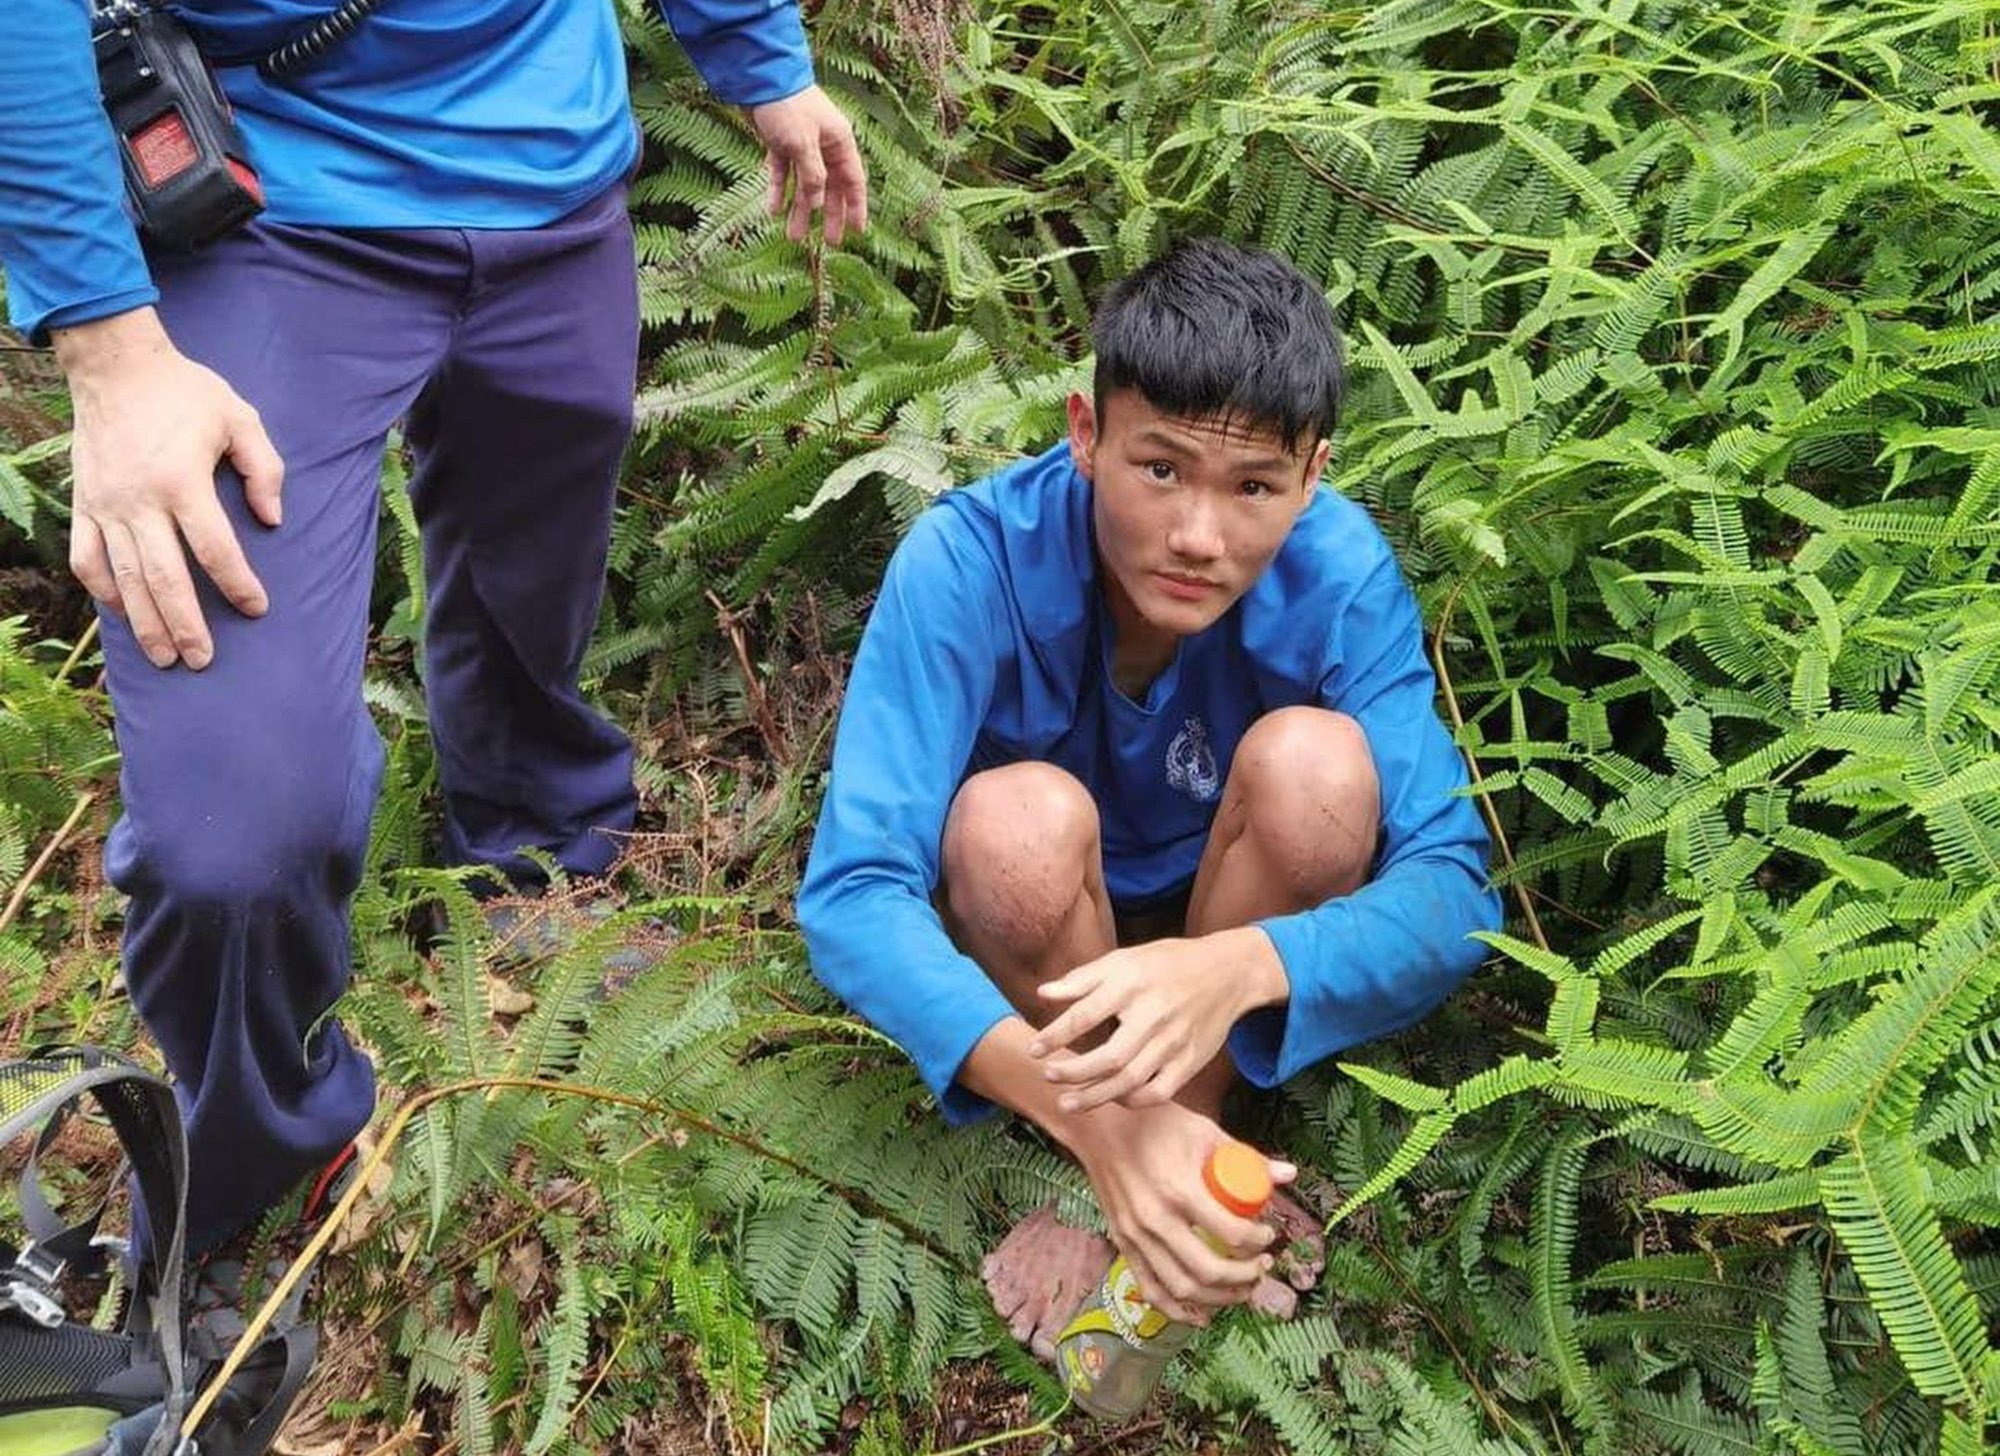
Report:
259,0,384,79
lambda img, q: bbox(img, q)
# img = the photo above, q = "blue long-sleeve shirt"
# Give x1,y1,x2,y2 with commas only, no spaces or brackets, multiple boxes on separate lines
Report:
1,0,814,340
798,443,1502,1124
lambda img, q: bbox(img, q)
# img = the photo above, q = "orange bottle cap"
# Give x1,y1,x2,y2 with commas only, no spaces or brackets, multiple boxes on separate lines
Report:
1203,1139,1272,1218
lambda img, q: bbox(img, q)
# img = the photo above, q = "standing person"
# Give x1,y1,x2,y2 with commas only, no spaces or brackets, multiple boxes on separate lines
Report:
798,239,1499,1356
0,0,866,1437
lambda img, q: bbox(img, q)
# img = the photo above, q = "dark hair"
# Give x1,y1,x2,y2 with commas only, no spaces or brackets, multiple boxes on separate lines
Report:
1090,237,1345,452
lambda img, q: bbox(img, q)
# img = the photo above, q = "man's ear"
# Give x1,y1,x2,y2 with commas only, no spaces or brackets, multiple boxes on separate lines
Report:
1303,437,1331,489
1066,391,1098,481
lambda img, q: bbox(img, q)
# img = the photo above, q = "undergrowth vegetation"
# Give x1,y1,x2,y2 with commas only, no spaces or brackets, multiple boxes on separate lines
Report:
3,0,1999,1451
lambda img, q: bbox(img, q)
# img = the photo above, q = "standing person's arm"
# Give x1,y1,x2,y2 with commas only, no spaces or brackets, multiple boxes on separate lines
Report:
1,0,155,341
2,0,282,670
651,0,867,242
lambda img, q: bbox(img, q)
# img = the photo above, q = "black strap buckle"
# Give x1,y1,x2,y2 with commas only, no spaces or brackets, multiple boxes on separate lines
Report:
4,1242,67,1328
14,1238,65,1284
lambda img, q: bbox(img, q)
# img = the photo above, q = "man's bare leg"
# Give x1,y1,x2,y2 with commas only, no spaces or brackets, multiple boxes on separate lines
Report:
939,762,1119,1013
948,715,1379,1349
1186,708,1379,931
1182,706,1381,1289
940,764,1125,1355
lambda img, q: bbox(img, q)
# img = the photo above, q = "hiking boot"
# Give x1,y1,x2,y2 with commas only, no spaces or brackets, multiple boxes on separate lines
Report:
184,1142,357,1356
127,1143,362,1456
478,892,679,999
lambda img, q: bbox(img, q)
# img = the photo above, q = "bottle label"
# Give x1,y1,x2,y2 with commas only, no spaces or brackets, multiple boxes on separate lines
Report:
1058,1256,1172,1350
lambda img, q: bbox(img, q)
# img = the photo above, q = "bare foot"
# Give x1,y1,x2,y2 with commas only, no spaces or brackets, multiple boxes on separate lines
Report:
1237,1185,1325,1319
1247,1272,1298,1320
984,1204,1311,1353
1267,1185,1326,1292
982,1205,1114,1359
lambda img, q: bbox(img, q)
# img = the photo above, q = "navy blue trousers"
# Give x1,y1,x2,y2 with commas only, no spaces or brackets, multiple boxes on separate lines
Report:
101,184,641,1256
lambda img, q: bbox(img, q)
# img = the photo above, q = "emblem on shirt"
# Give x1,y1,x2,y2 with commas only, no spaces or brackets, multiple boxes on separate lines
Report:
1165,717,1221,803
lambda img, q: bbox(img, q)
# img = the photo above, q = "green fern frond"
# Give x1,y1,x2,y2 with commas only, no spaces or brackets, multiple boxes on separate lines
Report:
1530,1130,1611,1436
1818,1132,1986,1402
523,1220,594,1456
1627,1377,1762,1455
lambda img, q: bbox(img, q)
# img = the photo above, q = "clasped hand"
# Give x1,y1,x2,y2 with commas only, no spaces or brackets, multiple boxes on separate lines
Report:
1029,926,1283,1112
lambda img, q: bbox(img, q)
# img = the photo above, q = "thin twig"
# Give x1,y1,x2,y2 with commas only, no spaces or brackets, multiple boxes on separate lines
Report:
353,1412,427,1456
1363,1231,1529,1444
1430,585,1550,952
809,241,849,435
57,619,100,684
928,1397,1073,1456
1284,138,1647,274
0,790,93,938
400,1392,529,1456
1070,1415,1163,1456
706,588,786,764
561,1282,677,1451
1527,883,1607,932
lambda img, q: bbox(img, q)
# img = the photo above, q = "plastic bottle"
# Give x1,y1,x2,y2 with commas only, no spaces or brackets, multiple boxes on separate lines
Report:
1054,1138,1273,1420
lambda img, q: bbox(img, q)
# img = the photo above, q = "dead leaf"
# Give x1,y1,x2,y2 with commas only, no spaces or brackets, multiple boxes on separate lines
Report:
486,974,535,1016
503,1238,545,1300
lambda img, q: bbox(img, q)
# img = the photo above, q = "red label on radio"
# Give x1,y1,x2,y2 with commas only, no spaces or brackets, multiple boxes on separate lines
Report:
130,111,199,190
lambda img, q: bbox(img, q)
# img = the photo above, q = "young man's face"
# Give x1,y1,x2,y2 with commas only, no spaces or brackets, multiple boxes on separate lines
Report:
1070,387,1329,648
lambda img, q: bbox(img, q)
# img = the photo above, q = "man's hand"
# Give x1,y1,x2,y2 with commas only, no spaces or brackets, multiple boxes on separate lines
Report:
1069,1102,1289,1324
1031,926,1289,1113
55,308,282,670
748,85,867,244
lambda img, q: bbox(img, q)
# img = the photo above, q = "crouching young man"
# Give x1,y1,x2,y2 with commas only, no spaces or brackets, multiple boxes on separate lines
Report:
797,238,1501,1353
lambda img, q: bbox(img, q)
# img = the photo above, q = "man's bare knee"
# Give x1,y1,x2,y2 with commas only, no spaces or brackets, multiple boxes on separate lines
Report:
1226,708,1380,898
941,763,1101,957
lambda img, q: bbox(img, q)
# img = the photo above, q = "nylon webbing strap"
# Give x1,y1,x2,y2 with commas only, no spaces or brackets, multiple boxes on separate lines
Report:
0,1049,192,1456
17,1097,130,1275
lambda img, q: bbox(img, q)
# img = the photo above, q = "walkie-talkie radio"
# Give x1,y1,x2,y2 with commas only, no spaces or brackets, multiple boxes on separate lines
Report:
90,1,266,250
89,0,383,251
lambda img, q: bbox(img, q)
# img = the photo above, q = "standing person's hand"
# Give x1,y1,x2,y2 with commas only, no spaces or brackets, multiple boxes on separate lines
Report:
54,307,283,670
748,85,868,244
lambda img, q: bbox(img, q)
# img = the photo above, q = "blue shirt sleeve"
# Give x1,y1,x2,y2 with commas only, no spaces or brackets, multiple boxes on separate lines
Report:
1,0,159,343
654,0,816,107
1228,549,1503,1085
798,507,1018,1126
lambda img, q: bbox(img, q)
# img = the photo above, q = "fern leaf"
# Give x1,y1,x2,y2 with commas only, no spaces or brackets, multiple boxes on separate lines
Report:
1627,1377,1762,1455
1818,1132,1986,1402
1530,1130,1611,1435
1649,1169,1822,1216
523,1221,593,1456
